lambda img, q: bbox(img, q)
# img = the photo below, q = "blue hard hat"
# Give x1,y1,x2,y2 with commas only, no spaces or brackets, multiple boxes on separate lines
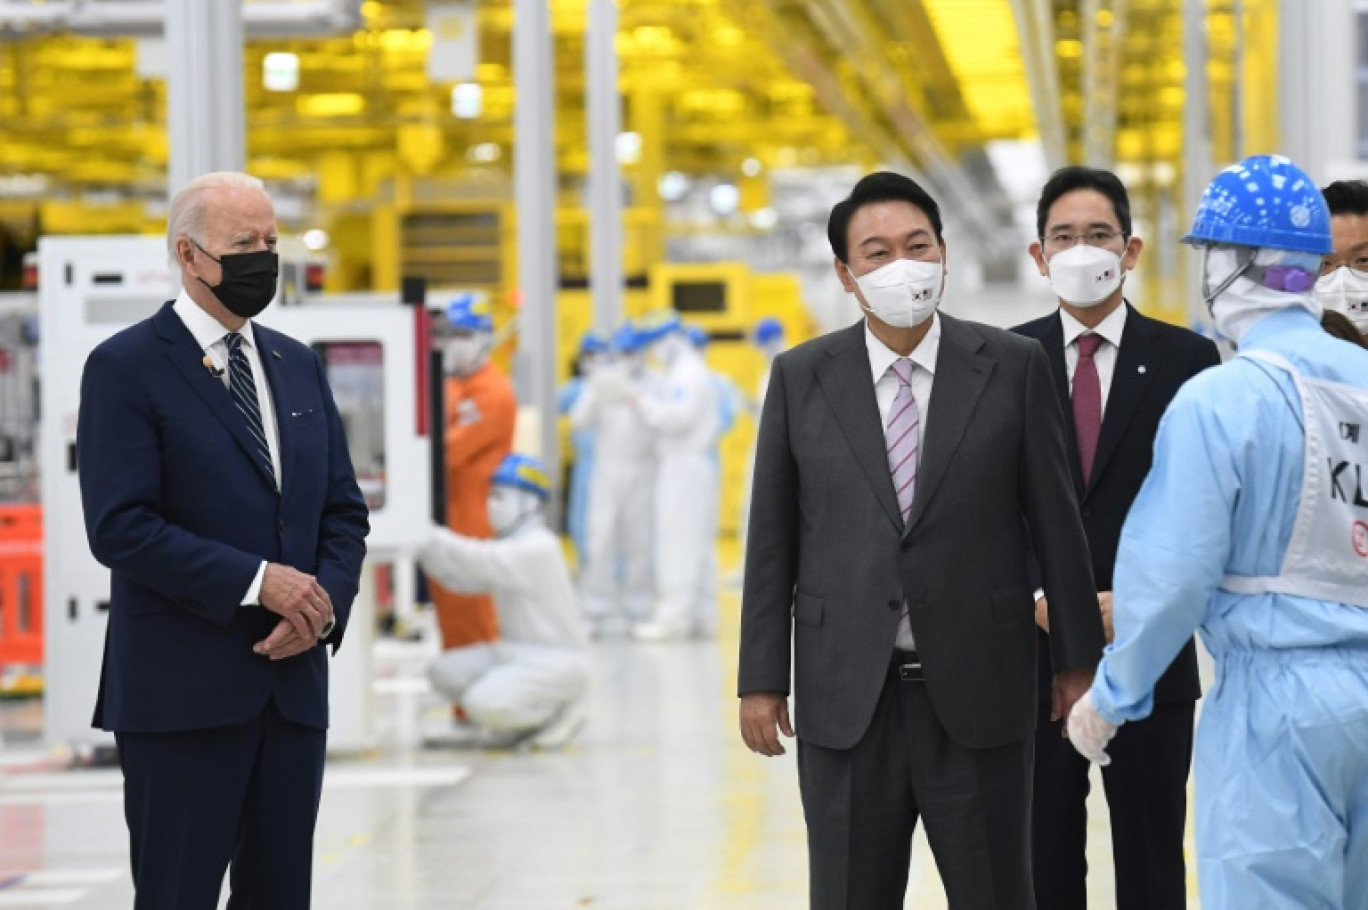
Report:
610,323,644,354
579,330,609,357
1182,154,1332,255
754,316,785,346
446,295,494,332
491,453,551,500
634,309,682,346
684,324,709,349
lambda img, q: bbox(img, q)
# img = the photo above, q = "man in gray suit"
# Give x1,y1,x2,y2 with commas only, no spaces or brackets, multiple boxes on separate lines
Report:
738,171,1105,908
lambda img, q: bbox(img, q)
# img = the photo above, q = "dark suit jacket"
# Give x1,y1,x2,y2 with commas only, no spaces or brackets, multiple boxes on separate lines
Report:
79,301,369,734
1013,303,1220,706
738,315,1104,751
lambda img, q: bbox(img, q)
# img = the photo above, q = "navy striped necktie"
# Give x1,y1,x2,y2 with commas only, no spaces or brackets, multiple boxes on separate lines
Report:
223,332,275,486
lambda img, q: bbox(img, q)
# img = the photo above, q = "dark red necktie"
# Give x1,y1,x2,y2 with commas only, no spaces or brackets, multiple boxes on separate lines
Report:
1073,333,1103,483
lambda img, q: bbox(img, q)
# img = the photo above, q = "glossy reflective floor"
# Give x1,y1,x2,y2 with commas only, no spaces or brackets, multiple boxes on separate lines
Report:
2,287,1206,907
0,581,1201,909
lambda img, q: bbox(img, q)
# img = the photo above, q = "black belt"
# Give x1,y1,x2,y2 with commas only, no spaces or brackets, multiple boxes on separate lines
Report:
890,649,924,683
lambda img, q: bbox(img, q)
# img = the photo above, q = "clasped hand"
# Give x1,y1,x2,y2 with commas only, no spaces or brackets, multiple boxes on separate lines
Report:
254,563,333,661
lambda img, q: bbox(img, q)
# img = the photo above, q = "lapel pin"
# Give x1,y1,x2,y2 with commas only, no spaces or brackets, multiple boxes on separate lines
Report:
1137,365,1147,374
272,350,282,359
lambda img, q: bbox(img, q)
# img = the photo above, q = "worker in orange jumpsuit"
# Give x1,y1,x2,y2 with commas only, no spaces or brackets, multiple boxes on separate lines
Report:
431,296,517,648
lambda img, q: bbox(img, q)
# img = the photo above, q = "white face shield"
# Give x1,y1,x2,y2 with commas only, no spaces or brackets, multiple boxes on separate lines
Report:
486,485,543,536
648,333,689,369
443,332,492,375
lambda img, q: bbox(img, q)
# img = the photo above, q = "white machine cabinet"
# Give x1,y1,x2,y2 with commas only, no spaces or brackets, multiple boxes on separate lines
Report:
40,235,430,754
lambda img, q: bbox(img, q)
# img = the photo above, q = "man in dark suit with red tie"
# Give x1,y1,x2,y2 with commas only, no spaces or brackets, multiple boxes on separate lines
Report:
78,171,369,909
1014,167,1220,909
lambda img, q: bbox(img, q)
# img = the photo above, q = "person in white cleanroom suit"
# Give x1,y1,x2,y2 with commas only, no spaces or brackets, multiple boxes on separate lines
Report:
419,454,591,748
679,324,735,636
735,316,788,572
558,330,609,565
633,311,721,641
572,323,657,636
1067,154,1368,908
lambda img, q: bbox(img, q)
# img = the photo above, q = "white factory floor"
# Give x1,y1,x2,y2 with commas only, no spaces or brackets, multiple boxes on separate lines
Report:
0,579,1201,909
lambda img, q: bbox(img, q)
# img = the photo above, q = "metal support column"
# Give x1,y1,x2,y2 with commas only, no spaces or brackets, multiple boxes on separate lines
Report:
587,0,624,333
1082,0,1126,168
1279,0,1356,181
1182,0,1212,329
513,0,560,506
166,0,245,194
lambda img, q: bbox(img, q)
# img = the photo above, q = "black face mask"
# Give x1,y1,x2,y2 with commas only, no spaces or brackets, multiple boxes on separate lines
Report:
193,242,278,319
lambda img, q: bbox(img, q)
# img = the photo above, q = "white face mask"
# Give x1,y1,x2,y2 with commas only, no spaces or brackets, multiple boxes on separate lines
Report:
854,258,943,328
1204,248,1323,345
1046,244,1124,307
1316,266,1368,332
486,485,540,536
443,334,491,375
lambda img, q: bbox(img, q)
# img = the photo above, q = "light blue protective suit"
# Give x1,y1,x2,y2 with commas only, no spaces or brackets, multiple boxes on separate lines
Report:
1089,307,1368,907
557,377,594,562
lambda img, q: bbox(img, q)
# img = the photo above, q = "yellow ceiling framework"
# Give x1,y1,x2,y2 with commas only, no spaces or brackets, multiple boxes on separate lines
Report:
0,0,1046,259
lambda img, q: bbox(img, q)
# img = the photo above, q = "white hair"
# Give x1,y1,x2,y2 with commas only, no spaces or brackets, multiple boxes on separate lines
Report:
166,171,267,270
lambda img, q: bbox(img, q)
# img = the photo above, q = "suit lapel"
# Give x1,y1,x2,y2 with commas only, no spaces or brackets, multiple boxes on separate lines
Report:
254,325,292,494
153,304,278,493
1041,314,1086,498
1087,304,1161,497
814,323,904,532
904,315,993,536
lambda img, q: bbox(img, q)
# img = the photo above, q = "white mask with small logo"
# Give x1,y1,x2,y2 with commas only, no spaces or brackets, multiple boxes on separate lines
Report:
1316,266,1368,333
854,258,944,328
1047,245,1124,307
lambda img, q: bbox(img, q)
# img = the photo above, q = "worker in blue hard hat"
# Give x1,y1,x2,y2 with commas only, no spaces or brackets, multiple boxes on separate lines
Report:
753,316,786,360
680,324,740,636
419,454,590,748
558,330,610,565
735,317,791,580
633,311,721,641
572,321,657,635
430,295,516,653
1067,154,1368,907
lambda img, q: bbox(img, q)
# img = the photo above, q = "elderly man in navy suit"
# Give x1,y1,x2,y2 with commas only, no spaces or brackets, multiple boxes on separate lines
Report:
78,171,369,909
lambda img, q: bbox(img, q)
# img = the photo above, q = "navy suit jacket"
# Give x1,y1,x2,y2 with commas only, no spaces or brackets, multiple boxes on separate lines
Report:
79,301,369,733
1013,303,1220,706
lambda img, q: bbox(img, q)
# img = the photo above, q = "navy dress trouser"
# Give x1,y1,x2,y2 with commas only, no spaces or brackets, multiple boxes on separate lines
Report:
116,700,326,910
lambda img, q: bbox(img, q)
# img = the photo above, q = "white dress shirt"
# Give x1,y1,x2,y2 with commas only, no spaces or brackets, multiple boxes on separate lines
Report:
1060,303,1127,415
865,315,940,651
173,291,281,605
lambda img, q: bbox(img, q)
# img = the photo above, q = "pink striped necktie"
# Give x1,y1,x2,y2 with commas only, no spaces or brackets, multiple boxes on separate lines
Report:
886,359,919,638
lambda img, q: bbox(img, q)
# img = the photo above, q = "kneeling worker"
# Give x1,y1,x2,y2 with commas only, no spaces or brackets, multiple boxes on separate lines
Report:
419,454,591,748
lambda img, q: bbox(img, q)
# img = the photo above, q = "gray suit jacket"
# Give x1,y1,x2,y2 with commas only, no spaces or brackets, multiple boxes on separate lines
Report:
738,315,1103,751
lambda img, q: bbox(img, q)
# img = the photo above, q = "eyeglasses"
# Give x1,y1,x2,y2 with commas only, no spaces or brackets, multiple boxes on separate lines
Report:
1043,229,1126,249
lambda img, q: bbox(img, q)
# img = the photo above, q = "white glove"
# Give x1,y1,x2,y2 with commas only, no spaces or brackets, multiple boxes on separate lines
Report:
1066,691,1118,766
